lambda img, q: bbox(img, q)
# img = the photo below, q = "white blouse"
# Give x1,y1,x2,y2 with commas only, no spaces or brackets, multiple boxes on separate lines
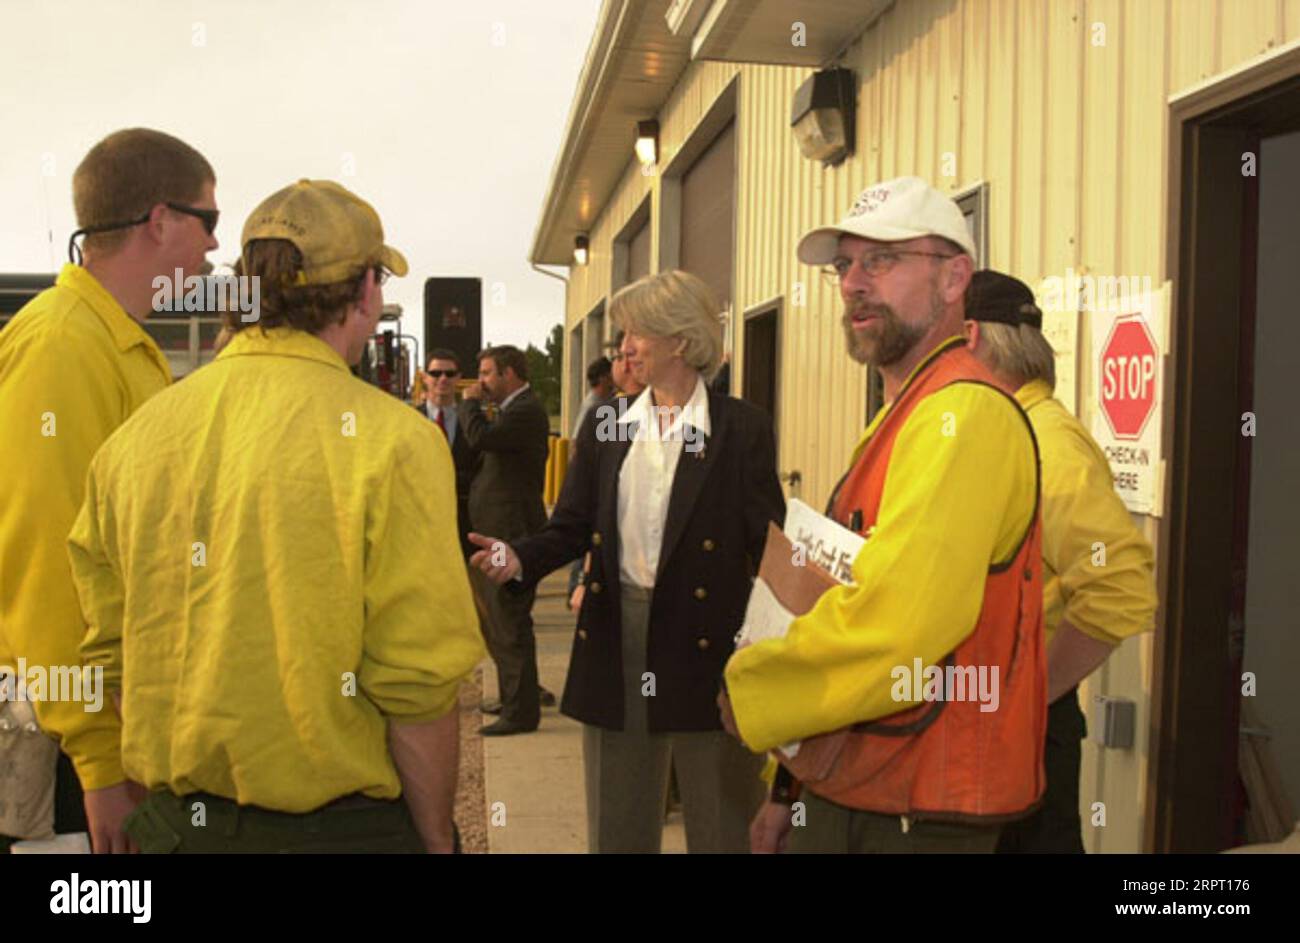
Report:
615,375,711,589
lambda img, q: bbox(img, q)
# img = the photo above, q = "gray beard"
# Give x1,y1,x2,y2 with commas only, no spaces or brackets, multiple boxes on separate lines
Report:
841,285,944,367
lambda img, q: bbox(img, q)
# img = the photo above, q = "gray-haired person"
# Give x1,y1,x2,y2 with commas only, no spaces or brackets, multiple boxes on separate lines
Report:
469,270,784,853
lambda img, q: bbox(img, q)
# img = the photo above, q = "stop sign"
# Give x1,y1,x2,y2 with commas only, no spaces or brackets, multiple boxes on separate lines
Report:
1099,316,1158,440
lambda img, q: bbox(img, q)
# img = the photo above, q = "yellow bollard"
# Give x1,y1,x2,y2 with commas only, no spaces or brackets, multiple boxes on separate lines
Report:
544,437,557,505
555,438,569,499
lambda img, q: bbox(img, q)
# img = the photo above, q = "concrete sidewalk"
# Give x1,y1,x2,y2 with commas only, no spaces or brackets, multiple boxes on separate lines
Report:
481,570,685,853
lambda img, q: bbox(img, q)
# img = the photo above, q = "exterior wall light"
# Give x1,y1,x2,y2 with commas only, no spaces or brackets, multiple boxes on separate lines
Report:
791,68,856,166
574,235,589,266
635,119,659,167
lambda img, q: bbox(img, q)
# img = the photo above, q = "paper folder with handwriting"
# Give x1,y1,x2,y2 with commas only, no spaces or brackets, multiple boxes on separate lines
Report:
737,499,865,763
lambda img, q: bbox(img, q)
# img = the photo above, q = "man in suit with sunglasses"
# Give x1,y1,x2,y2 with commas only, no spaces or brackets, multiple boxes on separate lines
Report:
417,349,479,557
0,128,218,854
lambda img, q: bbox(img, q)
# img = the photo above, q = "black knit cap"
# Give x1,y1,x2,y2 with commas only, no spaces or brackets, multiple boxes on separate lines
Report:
965,269,1042,329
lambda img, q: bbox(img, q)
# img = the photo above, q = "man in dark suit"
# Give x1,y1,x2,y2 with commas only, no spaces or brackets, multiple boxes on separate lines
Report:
415,349,478,557
459,345,551,736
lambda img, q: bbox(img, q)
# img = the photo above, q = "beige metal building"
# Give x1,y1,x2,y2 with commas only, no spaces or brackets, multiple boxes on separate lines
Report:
530,0,1300,852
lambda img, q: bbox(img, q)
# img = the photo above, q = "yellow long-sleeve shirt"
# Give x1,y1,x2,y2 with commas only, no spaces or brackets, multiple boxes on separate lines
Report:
67,327,485,812
725,352,1038,753
1016,380,1156,646
0,264,171,790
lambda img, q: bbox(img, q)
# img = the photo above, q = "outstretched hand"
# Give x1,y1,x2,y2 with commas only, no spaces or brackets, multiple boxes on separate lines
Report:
467,532,521,584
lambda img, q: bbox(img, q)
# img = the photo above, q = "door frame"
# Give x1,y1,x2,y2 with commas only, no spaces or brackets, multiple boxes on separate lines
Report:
1151,39,1300,852
741,294,783,438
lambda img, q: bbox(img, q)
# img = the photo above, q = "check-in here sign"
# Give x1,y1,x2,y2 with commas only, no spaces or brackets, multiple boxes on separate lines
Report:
1090,286,1168,516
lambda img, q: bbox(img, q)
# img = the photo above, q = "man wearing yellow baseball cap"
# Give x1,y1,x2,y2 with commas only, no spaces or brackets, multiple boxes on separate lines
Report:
67,179,485,852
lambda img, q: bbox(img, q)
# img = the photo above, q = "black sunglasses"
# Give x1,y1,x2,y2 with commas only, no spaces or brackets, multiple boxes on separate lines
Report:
165,202,220,235
67,200,219,263
426,369,459,378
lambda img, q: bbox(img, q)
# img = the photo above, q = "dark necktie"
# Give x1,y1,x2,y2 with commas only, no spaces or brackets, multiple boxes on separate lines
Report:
434,407,447,438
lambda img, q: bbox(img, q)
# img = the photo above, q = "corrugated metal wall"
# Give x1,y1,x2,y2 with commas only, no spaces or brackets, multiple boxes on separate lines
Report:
562,60,742,415
561,0,1300,851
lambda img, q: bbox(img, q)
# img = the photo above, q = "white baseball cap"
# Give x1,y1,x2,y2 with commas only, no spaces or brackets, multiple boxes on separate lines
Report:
797,175,977,265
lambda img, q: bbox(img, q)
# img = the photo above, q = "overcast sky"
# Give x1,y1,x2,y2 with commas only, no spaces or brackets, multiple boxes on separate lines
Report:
0,0,601,349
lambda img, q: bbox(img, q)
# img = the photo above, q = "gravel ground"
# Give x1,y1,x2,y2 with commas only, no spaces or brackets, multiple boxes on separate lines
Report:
453,667,488,853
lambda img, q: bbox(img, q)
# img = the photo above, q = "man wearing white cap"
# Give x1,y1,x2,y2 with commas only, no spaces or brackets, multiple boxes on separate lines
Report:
67,180,485,852
721,176,1047,853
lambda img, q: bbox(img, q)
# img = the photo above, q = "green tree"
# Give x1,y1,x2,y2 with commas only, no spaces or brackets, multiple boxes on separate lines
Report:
524,322,563,417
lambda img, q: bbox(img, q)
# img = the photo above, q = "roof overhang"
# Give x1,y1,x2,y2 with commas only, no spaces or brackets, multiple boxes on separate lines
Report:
529,0,693,266
530,0,895,266
674,0,894,67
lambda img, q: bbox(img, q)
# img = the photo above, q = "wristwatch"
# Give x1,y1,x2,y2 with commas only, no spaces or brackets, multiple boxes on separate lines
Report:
770,765,802,806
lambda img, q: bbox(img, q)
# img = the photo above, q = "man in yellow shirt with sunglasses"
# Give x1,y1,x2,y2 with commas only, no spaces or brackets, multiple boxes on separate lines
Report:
68,180,484,853
0,128,217,853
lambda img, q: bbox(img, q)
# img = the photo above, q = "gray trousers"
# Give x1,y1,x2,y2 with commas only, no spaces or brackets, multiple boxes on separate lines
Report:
788,792,1002,853
582,583,765,854
470,568,539,727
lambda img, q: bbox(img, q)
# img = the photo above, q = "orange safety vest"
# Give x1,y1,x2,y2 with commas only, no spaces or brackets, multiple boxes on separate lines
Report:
810,338,1047,823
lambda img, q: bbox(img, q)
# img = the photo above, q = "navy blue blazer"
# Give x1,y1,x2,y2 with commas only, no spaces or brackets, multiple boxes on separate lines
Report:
512,388,785,732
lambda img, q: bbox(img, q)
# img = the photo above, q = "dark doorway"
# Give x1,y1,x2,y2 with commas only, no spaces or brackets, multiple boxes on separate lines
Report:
680,120,736,311
1155,63,1300,852
569,320,586,428
742,303,780,438
613,198,652,294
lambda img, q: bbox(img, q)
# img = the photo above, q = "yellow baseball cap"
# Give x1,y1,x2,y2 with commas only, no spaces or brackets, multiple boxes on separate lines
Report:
241,179,409,285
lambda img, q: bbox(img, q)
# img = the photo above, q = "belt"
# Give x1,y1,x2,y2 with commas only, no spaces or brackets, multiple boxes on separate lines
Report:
131,785,457,848
182,790,382,813
163,790,402,838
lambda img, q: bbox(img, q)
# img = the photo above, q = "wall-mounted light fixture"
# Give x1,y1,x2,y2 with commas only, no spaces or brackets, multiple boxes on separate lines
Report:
635,119,659,167
573,235,589,266
791,68,856,166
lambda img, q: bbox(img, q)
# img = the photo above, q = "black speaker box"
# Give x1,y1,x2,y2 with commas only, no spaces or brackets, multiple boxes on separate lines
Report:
423,277,482,373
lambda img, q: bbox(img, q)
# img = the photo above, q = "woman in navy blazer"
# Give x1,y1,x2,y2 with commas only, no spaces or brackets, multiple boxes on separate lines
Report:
470,270,785,853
